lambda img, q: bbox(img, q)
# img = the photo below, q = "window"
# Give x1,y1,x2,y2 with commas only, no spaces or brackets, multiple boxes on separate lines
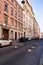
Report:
15,21,17,28
17,6,20,11
18,14,20,21
11,19,14,26
4,4,8,12
17,22,20,29
15,11,17,18
18,33,20,38
21,33,23,37
21,16,23,22
11,8,14,16
20,9,23,14
4,15,8,25
20,23,22,29
15,2,17,8
19,23,20,29
11,0,14,4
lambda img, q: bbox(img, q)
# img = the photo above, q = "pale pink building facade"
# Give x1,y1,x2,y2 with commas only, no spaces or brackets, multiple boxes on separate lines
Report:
0,0,23,40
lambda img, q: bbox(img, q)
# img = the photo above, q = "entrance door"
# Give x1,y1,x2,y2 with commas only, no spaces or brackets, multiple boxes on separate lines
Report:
15,32,17,39
11,31,13,40
24,32,26,37
3,29,9,39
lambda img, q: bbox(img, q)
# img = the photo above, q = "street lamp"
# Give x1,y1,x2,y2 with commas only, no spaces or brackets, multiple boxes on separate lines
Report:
21,0,25,4
3,23,6,26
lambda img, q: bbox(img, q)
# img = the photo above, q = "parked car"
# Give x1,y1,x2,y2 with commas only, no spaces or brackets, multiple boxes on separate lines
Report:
19,37,28,42
0,38,12,47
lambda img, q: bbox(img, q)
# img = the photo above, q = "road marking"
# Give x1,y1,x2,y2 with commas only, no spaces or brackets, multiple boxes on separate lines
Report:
31,46,36,49
27,49,32,52
14,46,18,48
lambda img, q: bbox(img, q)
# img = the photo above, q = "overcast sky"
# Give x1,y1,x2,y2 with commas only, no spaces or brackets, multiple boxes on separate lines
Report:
31,0,43,32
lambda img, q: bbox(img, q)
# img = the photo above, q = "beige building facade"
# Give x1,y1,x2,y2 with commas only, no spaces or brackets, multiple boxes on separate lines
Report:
22,0,34,39
41,32,43,38
16,0,34,39
33,17,40,38
0,0,23,40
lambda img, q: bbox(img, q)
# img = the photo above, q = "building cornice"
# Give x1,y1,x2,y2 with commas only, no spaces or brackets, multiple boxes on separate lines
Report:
26,0,34,15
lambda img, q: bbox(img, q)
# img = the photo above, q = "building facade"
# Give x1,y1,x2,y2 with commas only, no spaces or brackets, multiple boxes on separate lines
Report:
22,0,34,39
16,0,34,39
0,0,41,40
41,32,43,38
33,17,40,38
0,0,23,40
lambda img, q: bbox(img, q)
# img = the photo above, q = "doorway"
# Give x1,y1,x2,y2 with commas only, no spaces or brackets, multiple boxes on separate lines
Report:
11,30,13,40
24,32,26,37
3,29,9,39
15,32,17,39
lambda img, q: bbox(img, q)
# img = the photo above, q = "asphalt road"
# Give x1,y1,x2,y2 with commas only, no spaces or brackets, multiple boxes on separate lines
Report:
0,39,43,65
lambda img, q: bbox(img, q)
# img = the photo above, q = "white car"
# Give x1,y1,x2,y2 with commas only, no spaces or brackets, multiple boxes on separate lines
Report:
0,39,12,47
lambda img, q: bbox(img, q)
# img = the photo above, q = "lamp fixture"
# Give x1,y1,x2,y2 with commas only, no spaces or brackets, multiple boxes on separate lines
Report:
3,23,6,26
21,0,25,4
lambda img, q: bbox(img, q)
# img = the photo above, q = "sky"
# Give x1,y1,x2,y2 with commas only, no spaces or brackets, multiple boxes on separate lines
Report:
31,0,43,32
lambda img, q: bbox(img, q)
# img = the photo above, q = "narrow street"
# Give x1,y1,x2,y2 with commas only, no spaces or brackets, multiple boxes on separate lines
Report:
0,0,43,65
0,39,43,65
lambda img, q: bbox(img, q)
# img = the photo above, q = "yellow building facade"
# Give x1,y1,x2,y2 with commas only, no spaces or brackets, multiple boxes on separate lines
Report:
22,0,34,39
41,32,43,38
17,0,34,39
33,17,40,38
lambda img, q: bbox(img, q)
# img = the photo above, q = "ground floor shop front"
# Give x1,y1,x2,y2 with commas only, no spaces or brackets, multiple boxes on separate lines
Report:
0,25,34,41
0,25,23,40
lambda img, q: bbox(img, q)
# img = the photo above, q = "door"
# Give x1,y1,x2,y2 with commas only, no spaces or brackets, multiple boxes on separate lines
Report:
11,30,13,40
3,29,9,39
24,32,26,37
15,32,17,39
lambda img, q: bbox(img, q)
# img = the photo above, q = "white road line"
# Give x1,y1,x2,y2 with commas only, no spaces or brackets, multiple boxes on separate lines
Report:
31,46,36,49
27,49,32,52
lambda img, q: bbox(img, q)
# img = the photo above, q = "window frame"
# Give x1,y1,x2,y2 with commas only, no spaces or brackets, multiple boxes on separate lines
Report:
4,14,8,26
4,2,8,12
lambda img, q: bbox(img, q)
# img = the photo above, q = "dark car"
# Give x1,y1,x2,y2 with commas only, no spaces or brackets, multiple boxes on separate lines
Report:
19,37,28,42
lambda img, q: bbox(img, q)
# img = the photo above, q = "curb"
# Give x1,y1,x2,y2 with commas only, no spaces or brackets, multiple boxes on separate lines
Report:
39,47,43,65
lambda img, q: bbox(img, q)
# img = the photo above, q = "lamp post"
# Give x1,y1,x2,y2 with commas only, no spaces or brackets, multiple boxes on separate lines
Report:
21,0,25,4
3,23,6,26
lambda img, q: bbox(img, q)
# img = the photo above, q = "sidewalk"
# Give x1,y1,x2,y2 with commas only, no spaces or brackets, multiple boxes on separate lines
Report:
39,47,43,65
